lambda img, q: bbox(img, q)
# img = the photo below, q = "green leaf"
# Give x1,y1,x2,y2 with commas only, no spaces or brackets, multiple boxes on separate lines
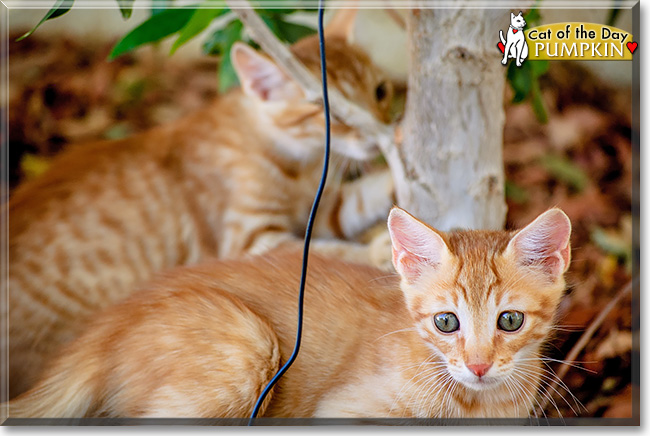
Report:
109,7,196,60
591,227,631,261
529,60,549,77
505,180,529,204
524,8,541,25
273,19,316,43
201,19,243,92
258,14,315,44
530,77,548,124
507,60,549,122
16,0,75,41
540,154,589,192
103,122,133,140
606,1,624,27
524,0,542,25
218,50,239,93
151,0,174,16
171,5,229,55
202,19,242,57
117,0,134,19
507,62,531,103
255,8,298,15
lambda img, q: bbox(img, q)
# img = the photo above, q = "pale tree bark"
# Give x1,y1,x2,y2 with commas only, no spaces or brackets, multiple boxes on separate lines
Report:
395,8,508,230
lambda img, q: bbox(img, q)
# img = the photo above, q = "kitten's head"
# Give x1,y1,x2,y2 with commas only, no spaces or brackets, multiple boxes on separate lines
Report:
230,9,393,161
388,207,571,392
510,11,526,29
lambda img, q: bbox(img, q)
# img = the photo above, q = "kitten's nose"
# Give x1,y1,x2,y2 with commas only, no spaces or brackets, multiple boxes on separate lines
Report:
466,363,492,378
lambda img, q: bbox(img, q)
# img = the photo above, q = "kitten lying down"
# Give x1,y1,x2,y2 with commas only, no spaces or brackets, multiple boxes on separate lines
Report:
9,207,571,419
6,9,394,399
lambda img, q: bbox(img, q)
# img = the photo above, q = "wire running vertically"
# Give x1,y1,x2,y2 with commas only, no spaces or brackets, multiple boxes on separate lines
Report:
248,0,331,424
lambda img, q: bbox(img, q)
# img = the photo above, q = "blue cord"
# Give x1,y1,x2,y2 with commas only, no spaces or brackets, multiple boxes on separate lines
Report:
248,1,330,424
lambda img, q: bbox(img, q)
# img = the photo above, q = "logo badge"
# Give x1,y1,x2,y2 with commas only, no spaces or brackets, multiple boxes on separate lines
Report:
498,11,529,67
500,21,636,62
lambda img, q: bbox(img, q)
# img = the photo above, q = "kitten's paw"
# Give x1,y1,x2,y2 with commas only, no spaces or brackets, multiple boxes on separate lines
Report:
369,230,394,272
357,168,395,225
375,168,396,212
501,58,508,65
338,168,394,239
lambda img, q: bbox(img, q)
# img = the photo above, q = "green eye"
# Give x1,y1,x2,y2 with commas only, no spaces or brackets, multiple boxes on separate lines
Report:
433,313,460,333
498,311,524,332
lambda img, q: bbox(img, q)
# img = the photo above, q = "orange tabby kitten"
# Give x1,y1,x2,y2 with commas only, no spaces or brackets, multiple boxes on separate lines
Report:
9,207,572,419
4,12,394,398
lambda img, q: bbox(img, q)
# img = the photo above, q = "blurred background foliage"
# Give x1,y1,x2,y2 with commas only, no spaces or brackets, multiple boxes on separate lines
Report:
20,0,318,92
21,0,555,118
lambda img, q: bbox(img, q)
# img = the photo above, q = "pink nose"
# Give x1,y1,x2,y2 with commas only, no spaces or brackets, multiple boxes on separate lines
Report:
466,363,492,378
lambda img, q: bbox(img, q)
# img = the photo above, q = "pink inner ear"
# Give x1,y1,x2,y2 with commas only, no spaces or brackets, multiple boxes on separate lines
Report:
510,209,572,278
387,208,448,281
231,44,290,102
249,71,286,101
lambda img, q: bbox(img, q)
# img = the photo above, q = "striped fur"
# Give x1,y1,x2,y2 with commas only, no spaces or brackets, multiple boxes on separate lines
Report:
4,19,394,398
9,208,571,418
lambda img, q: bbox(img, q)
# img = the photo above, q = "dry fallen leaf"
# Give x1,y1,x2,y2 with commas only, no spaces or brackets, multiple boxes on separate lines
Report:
593,327,633,361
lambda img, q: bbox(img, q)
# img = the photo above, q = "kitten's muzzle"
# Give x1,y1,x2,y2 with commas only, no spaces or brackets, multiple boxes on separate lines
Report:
466,362,492,378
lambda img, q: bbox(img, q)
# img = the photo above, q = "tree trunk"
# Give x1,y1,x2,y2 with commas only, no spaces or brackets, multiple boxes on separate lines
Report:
393,8,508,231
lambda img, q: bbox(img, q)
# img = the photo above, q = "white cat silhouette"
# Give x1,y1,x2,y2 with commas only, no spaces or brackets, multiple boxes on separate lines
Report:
500,11,529,67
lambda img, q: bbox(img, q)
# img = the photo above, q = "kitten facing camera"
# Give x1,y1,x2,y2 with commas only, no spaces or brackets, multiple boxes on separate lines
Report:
9,207,573,419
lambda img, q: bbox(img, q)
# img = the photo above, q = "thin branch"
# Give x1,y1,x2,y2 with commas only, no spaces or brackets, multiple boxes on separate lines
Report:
225,0,395,157
384,9,406,30
538,280,634,413
227,3,322,102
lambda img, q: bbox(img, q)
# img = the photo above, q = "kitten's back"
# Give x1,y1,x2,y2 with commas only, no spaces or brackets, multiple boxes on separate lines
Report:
9,250,405,418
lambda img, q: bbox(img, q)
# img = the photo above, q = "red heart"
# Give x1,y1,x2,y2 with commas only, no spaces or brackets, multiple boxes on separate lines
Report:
513,29,518,34
497,42,505,53
627,41,638,54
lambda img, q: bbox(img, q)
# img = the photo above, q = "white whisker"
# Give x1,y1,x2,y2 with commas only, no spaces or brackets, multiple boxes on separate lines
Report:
373,327,417,343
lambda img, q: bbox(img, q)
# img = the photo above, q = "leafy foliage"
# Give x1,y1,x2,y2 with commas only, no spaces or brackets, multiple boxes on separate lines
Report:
109,7,196,60
507,59,550,123
591,226,632,272
16,0,75,41
504,180,529,204
259,11,316,44
108,4,315,91
200,8,315,90
117,0,135,19
19,1,316,92
203,20,244,92
170,6,230,55
20,1,571,116
539,154,589,192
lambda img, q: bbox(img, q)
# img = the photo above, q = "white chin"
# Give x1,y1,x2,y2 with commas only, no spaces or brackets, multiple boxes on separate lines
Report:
458,377,502,392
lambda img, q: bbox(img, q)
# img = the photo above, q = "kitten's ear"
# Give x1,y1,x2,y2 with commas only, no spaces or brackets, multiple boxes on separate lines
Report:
518,11,524,16
325,8,358,43
230,42,299,102
511,12,515,19
506,208,572,281
387,207,451,282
